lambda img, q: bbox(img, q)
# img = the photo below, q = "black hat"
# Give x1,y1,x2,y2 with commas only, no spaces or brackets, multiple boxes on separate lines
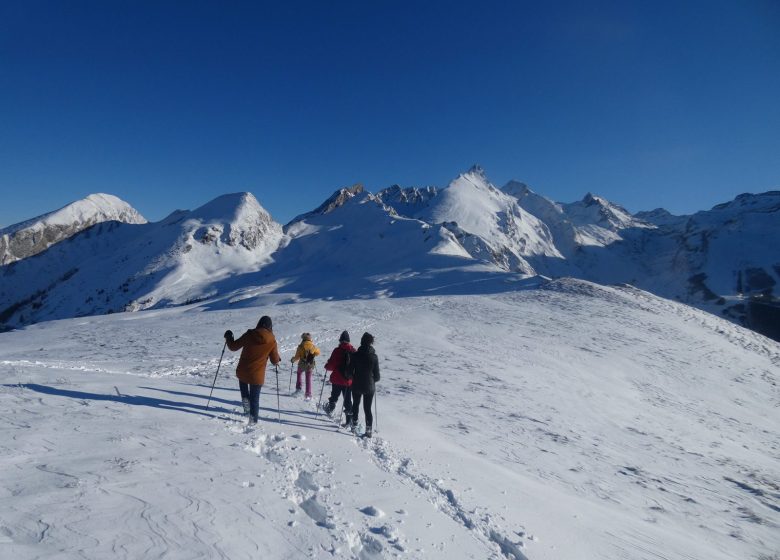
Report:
257,316,273,331
360,332,374,346
339,330,350,343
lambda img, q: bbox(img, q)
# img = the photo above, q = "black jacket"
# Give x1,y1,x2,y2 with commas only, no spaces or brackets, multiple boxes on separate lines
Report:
348,344,380,393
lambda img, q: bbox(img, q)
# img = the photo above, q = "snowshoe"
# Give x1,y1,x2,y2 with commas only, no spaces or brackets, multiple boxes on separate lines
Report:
363,426,373,438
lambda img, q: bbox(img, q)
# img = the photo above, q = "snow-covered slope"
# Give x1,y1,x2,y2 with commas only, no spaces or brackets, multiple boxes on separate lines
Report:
569,190,780,338
0,193,282,328
379,167,563,275
562,192,653,244
0,193,146,265
0,279,777,560
240,189,507,302
502,182,654,252
498,181,780,339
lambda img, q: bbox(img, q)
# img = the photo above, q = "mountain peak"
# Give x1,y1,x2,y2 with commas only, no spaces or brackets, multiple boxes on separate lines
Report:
191,192,263,220
582,192,604,206
285,183,365,228
0,193,146,265
186,192,281,252
464,164,488,180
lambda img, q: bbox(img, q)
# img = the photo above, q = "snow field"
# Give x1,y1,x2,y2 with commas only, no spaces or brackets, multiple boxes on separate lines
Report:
1,281,778,559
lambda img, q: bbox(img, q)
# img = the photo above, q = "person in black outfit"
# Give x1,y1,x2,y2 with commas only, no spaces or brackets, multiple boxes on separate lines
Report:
348,332,380,437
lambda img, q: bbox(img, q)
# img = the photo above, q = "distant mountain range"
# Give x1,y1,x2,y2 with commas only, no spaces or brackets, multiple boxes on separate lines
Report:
1,166,778,340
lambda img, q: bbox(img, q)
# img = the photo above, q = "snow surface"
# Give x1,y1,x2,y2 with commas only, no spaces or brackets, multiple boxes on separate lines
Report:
1,278,778,560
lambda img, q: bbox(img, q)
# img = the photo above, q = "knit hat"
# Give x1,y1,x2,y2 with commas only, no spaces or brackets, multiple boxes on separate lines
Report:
257,316,273,331
360,332,374,346
301,332,312,341
339,330,350,343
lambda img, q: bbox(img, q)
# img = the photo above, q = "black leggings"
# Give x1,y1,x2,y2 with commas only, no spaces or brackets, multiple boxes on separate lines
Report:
351,390,374,427
328,385,352,411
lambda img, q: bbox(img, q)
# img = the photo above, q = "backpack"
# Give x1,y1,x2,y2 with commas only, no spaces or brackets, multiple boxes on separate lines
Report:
342,347,355,380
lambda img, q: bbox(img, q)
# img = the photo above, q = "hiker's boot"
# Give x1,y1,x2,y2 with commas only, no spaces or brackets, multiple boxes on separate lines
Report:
364,426,373,438
242,398,250,416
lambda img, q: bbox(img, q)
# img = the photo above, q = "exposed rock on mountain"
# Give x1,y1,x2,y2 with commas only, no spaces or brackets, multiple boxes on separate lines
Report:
2,172,778,341
0,193,146,265
0,192,282,328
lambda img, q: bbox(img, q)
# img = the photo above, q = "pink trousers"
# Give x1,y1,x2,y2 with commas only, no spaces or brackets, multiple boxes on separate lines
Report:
296,365,313,397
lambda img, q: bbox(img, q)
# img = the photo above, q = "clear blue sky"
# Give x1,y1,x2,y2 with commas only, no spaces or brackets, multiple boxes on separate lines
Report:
1,0,778,226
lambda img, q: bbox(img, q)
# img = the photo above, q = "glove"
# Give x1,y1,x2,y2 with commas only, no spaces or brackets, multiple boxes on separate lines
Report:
290,357,295,363
224,330,234,341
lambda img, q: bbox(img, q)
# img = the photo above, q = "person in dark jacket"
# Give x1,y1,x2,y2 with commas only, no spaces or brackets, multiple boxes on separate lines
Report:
224,315,281,424
323,330,356,425
347,332,380,437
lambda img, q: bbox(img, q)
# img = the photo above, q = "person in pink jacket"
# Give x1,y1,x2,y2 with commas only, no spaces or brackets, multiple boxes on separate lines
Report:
323,330,356,426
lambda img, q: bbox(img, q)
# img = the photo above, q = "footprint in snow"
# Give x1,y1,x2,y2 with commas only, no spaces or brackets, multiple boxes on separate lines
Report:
359,505,385,517
369,524,406,551
358,534,384,560
295,470,321,492
300,496,335,529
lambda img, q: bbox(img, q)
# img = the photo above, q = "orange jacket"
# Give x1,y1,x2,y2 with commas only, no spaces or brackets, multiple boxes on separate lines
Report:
227,327,281,385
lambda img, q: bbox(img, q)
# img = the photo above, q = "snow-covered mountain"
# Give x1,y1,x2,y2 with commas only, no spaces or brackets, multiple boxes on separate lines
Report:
377,166,563,275
502,182,653,254
497,182,780,340
1,170,778,341
0,193,146,265
254,187,498,301
285,183,367,227
0,192,282,328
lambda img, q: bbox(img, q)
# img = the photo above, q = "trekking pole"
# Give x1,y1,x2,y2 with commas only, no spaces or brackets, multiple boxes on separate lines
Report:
374,389,378,433
275,364,281,423
288,363,294,392
206,341,227,411
315,364,327,418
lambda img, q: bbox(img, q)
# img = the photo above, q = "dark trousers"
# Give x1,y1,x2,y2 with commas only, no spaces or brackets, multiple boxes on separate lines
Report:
239,382,262,420
328,384,352,412
351,390,374,427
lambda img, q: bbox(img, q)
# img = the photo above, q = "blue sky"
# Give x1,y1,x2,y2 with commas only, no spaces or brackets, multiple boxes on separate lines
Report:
1,0,778,226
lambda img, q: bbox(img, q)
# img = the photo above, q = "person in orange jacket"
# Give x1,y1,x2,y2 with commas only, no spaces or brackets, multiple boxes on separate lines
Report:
291,332,320,400
224,315,281,424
